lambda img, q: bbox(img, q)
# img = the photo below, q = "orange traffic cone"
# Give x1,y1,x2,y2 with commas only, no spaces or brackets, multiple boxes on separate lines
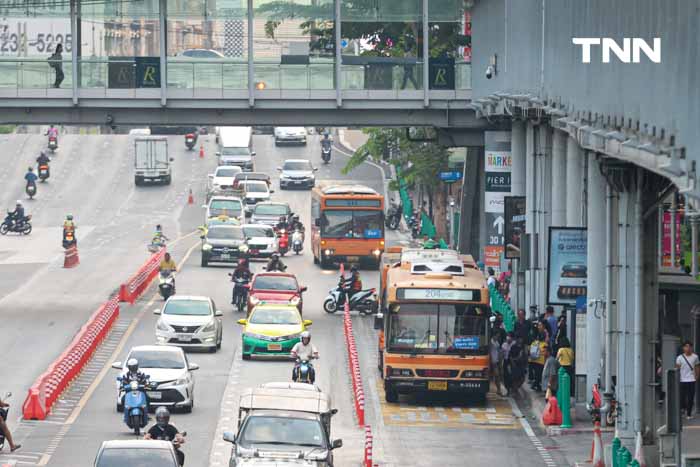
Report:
591,421,605,467
634,431,646,467
63,245,79,268
188,189,194,205
199,144,205,158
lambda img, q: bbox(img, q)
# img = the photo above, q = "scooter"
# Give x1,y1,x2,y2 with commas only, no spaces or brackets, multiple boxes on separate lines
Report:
38,164,50,182
229,273,250,313
119,378,152,436
185,133,196,151
277,229,289,256
148,237,167,253
62,229,76,249
409,210,421,239
158,270,175,300
385,199,402,230
292,359,315,384
292,229,303,255
26,181,36,200
0,212,32,235
321,146,331,164
0,391,11,451
323,280,378,315
48,136,58,153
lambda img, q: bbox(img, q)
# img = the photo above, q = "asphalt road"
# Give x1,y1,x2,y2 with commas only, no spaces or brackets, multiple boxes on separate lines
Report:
0,130,554,467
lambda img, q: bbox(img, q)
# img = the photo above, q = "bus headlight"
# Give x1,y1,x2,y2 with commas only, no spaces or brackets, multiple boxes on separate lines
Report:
324,249,334,256
389,367,414,377
372,249,381,256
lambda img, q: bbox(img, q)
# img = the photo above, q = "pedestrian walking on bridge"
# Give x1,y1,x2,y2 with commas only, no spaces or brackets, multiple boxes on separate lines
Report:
676,341,700,419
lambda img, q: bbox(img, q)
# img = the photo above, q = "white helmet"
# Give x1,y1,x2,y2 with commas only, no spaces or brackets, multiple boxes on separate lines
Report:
16,200,22,206
301,331,310,342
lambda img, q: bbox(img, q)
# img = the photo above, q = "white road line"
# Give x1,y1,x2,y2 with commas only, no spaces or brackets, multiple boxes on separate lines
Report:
507,397,561,465
207,348,243,466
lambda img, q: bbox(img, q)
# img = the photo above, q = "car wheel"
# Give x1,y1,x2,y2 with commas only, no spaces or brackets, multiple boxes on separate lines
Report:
320,254,331,269
201,254,208,267
385,382,399,403
117,402,124,413
242,353,251,360
182,402,193,414
208,345,216,353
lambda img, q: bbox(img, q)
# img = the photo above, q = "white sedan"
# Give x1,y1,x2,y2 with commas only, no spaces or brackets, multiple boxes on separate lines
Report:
274,127,308,146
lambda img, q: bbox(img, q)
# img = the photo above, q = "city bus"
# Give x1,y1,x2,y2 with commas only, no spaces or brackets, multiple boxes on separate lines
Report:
310,184,385,268
375,248,491,402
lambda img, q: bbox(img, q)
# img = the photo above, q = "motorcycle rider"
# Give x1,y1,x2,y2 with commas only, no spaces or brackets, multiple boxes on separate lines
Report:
36,151,51,168
0,395,20,452
153,224,169,246
45,124,58,139
291,331,319,382
340,265,362,305
145,407,185,466
230,258,251,305
290,214,305,242
25,166,38,186
275,215,289,233
120,358,150,423
8,200,25,229
62,214,76,248
159,252,177,288
265,252,287,272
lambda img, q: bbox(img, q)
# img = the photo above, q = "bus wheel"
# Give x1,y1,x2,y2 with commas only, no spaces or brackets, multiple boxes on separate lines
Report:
320,254,331,269
384,382,398,403
377,351,383,374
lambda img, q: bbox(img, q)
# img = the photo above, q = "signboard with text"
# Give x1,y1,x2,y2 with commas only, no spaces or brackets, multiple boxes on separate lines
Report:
662,211,682,267
504,196,526,259
483,137,512,271
547,227,587,305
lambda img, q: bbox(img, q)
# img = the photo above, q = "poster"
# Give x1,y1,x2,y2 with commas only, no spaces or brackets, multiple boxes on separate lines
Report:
547,227,587,305
662,211,681,267
504,196,526,259
483,133,512,273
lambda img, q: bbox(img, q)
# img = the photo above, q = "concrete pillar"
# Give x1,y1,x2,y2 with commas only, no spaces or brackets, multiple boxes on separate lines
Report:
510,121,526,313
525,122,536,315
692,215,699,277
537,124,552,311
551,129,567,226
586,152,606,401
566,136,583,227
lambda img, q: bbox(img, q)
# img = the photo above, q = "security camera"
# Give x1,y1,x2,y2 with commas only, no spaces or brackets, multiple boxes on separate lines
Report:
485,65,495,80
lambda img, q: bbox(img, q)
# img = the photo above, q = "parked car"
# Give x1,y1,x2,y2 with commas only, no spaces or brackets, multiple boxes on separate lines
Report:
278,159,318,189
274,127,308,146
208,165,243,200
238,304,312,359
112,345,199,413
201,224,249,267
242,224,278,258
250,202,292,227
248,272,307,315
154,295,223,352
204,196,244,221
240,180,273,214
94,440,180,467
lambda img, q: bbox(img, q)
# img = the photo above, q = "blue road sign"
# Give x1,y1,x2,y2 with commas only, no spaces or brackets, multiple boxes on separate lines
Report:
439,171,462,182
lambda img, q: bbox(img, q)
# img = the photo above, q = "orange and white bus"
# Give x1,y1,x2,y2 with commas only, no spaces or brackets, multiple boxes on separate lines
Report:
310,185,385,268
375,248,491,402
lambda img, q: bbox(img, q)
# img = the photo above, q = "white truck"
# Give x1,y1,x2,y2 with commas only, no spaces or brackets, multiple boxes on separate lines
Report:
133,136,171,185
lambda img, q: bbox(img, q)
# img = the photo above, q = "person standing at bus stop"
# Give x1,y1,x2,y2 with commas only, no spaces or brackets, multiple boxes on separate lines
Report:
676,341,700,419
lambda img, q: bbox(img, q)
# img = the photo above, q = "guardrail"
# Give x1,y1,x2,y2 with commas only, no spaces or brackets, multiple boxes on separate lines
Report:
364,425,373,467
22,296,120,420
343,300,365,426
119,249,165,304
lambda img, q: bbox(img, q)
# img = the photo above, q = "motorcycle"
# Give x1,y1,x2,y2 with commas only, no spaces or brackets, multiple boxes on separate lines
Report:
321,145,331,164
323,280,378,315
0,391,11,451
119,378,152,436
277,229,289,256
38,164,50,182
0,212,32,235
291,229,303,255
385,199,402,230
26,181,36,199
62,229,76,249
409,210,421,239
158,270,175,300
292,359,315,384
48,136,58,153
185,133,196,151
148,237,167,253
229,273,250,313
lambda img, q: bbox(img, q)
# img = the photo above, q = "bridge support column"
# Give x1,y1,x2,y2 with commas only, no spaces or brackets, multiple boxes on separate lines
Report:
525,122,537,315
566,136,584,227
510,121,526,313
551,129,567,226
536,124,552,311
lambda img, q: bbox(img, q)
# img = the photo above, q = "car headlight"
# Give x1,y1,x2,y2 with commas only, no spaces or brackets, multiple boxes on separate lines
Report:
239,244,249,253
280,174,290,180
202,320,217,332
249,296,260,305
281,332,302,341
175,375,189,385
243,332,268,340
213,183,221,188
290,296,301,306
202,243,213,251
156,320,172,332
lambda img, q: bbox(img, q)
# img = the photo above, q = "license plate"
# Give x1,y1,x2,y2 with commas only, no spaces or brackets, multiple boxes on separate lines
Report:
347,256,359,262
267,343,282,351
148,391,162,400
221,253,230,260
178,334,192,342
249,249,258,254
428,381,448,391
293,181,302,184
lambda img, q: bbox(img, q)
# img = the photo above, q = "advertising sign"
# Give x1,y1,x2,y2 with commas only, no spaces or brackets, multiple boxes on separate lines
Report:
504,196,526,259
547,227,587,305
662,211,681,267
483,133,512,273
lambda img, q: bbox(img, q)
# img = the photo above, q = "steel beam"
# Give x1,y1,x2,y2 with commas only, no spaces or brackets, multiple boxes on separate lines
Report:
247,0,254,107
422,0,429,107
159,0,167,106
335,0,342,107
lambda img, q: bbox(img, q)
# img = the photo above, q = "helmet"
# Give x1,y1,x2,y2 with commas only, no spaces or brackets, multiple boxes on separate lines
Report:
272,252,280,259
155,406,170,427
127,358,139,374
40,151,46,158
66,214,73,220
292,215,300,222
350,265,358,272
27,166,33,172
16,200,22,206
300,331,310,342
156,224,162,231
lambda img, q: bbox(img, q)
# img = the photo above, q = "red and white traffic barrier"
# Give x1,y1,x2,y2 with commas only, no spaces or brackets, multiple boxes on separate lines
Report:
343,300,365,426
22,296,120,420
364,425,373,467
119,248,165,304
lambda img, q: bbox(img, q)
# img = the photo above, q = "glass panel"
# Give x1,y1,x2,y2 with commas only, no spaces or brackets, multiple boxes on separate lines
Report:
341,0,421,22
428,1,470,90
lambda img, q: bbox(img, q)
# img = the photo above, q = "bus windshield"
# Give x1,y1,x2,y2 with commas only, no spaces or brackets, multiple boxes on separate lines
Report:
320,210,383,239
386,303,488,355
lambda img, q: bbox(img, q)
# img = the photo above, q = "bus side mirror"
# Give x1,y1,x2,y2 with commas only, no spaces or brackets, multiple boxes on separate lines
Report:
314,218,321,227
374,313,384,330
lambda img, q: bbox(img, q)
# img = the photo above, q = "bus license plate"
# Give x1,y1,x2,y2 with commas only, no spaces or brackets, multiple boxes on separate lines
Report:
347,256,359,262
267,343,282,351
428,381,448,391
221,253,230,260
148,391,162,400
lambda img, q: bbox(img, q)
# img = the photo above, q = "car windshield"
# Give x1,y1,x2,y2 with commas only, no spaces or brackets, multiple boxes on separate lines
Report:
127,350,185,369
209,200,242,216
244,226,274,238
207,227,244,240
164,299,211,316
253,275,298,291
215,167,240,178
97,448,176,467
386,303,489,355
320,210,384,239
244,183,267,193
283,161,311,171
222,147,250,156
239,416,325,448
254,204,289,216
249,308,301,325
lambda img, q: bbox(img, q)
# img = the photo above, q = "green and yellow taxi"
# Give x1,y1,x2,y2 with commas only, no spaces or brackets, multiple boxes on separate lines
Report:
238,304,312,360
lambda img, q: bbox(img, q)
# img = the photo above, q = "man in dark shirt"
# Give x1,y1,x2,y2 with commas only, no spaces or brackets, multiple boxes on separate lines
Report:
145,407,185,466
514,308,530,345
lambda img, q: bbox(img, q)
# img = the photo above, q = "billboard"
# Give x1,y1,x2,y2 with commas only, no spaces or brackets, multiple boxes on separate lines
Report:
483,133,512,272
662,211,682,267
547,227,587,305
504,196,526,259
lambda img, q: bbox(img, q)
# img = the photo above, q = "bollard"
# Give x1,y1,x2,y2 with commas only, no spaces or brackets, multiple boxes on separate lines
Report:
629,460,640,467
619,447,632,467
611,437,621,467
558,367,572,428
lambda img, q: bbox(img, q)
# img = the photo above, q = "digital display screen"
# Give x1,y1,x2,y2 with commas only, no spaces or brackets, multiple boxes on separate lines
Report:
325,199,381,208
397,288,478,301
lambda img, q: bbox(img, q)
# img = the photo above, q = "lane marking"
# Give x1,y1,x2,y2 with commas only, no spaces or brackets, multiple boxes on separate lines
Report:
507,397,558,465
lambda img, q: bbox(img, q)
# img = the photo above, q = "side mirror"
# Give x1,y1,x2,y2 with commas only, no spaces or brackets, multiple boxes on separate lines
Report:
331,439,343,449
330,408,338,415
251,151,256,156
201,204,208,209
3,392,11,399
223,431,236,444
208,174,214,178
303,319,313,327
300,286,308,293
314,219,321,227
237,319,247,325
153,308,161,315
269,189,275,193
374,313,384,330
276,167,282,171
169,158,175,162
215,152,221,156
246,237,253,242
111,362,122,369
215,310,223,317
188,363,200,371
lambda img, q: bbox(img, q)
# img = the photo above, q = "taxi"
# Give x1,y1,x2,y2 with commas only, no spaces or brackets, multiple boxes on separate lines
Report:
237,304,312,360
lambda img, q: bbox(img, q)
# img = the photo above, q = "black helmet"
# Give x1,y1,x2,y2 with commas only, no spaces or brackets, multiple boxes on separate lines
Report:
40,151,46,158
350,265,359,272
155,406,170,427
292,215,300,222
127,358,139,374
27,166,33,172
272,252,280,259
156,224,162,230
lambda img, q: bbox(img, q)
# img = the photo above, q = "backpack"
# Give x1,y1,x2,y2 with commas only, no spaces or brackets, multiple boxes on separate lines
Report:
529,341,541,359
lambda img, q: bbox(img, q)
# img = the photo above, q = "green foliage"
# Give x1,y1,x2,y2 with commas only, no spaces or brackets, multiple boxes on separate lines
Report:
0,125,15,134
